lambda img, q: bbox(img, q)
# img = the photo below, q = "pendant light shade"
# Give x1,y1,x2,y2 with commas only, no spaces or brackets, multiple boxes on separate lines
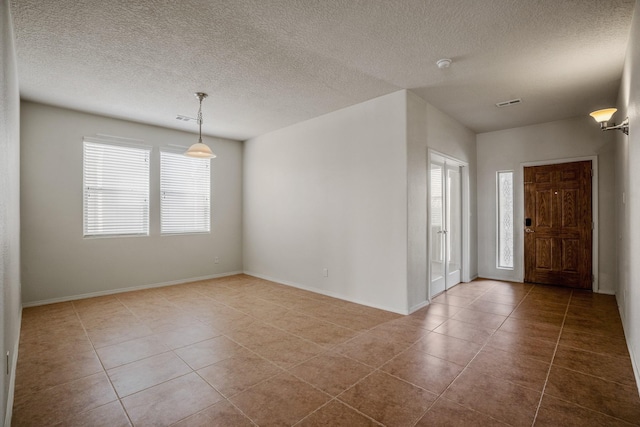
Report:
185,92,217,159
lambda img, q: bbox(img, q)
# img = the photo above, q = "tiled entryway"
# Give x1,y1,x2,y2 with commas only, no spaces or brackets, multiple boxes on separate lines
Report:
12,275,640,426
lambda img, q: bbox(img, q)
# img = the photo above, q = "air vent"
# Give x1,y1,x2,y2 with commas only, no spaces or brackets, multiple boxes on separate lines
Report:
496,98,522,108
176,115,196,122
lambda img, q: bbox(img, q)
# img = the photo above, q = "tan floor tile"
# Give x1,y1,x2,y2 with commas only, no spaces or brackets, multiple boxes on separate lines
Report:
416,397,509,426
431,293,475,308
467,347,550,391
174,336,243,370
53,400,131,427
122,373,223,427
155,323,221,349
197,350,282,397
534,394,636,426
13,372,117,426
559,329,631,358
381,347,464,394
108,352,192,397
15,350,103,395
86,322,155,349
443,367,541,425
498,317,561,343
334,331,412,368
412,332,482,366
451,308,507,330
544,366,640,424
486,329,556,363
230,373,330,426
563,313,625,338
553,346,636,387
297,400,380,426
338,371,436,426
289,351,373,396
96,335,170,370
369,319,431,344
432,319,494,345
411,302,462,319
466,300,516,316
171,400,254,427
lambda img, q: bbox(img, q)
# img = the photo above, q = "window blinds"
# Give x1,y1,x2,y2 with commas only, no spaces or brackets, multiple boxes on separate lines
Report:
160,150,211,234
83,140,150,237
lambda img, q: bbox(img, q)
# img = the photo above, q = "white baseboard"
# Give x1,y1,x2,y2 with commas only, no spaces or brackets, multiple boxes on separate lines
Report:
619,308,640,397
4,309,21,427
22,271,244,308
243,271,408,315
408,300,430,314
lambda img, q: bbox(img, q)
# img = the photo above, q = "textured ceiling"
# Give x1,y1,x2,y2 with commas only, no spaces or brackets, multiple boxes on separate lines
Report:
10,0,636,140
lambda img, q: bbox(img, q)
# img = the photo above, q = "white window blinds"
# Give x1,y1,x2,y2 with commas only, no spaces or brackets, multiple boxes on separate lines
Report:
83,140,150,237
161,150,211,234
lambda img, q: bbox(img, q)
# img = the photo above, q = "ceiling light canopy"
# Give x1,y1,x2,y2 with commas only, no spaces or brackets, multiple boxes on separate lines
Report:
185,92,217,158
589,108,629,135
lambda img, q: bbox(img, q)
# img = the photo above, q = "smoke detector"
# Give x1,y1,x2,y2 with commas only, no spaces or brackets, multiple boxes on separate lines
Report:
436,58,452,69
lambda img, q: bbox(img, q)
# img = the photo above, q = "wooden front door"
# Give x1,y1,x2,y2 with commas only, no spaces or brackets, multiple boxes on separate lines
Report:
524,161,592,289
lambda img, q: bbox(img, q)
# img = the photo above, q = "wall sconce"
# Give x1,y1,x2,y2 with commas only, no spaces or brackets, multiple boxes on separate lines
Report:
589,108,629,135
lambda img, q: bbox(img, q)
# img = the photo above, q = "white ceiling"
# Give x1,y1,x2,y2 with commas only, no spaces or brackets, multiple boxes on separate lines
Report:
10,0,636,141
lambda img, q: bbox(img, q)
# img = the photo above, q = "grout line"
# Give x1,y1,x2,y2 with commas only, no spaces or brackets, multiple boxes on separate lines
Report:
530,288,572,426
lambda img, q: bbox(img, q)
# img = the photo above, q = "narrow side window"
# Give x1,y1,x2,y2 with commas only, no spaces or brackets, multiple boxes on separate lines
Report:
497,171,514,269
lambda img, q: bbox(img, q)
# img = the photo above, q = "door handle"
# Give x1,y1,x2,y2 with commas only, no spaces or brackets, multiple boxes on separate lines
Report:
525,228,535,233
437,230,448,234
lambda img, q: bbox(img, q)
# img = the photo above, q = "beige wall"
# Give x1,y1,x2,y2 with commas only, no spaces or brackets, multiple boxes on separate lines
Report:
0,0,21,424
615,0,640,392
20,102,244,304
244,91,409,313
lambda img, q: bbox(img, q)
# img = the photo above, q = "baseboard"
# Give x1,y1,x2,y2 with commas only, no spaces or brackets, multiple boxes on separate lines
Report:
4,309,21,427
243,271,408,315
408,300,430,314
619,307,640,397
22,271,244,307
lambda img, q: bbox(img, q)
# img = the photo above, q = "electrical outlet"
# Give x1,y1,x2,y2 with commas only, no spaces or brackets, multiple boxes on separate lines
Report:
214,257,219,264
323,268,328,277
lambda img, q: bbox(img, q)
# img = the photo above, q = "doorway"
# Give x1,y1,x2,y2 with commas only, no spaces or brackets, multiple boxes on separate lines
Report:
523,160,593,289
429,153,463,297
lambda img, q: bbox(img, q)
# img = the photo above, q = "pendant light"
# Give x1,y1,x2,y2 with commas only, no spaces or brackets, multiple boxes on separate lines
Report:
185,92,217,158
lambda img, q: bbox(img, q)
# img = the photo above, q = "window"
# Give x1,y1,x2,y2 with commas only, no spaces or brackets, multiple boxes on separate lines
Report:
83,139,150,237
160,150,211,234
497,171,514,269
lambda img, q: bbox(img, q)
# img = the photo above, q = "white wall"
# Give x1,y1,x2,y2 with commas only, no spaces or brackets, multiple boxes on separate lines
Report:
243,91,409,313
615,0,640,393
476,117,616,293
20,102,244,304
407,92,477,311
0,0,21,424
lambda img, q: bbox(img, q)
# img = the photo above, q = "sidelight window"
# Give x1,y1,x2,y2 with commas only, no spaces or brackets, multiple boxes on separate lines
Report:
497,171,514,269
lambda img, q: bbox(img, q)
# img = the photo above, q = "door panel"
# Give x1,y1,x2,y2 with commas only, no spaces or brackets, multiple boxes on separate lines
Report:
524,161,592,289
429,155,463,297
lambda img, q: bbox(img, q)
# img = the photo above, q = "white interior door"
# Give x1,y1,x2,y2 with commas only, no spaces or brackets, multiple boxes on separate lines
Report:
430,154,462,297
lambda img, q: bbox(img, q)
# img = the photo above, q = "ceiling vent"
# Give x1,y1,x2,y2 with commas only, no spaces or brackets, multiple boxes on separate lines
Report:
176,115,196,122
496,98,522,108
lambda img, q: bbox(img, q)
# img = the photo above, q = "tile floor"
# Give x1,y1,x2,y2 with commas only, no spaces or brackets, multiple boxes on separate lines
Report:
12,275,640,426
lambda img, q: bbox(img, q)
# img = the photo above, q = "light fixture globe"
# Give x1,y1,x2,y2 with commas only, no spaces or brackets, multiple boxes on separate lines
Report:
185,142,216,158
184,92,217,159
589,108,617,124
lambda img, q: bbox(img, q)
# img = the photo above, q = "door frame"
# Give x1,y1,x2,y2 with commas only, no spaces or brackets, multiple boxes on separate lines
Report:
427,149,471,301
519,156,599,292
